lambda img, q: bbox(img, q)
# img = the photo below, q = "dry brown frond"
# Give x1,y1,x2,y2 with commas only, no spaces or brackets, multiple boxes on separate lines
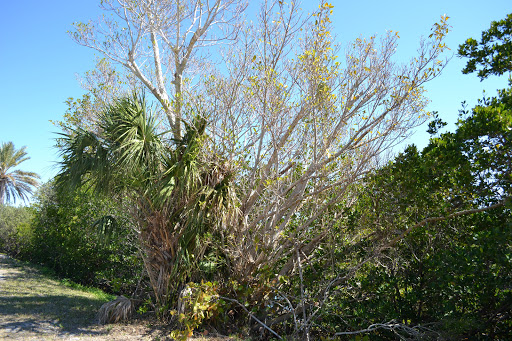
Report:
98,295,134,325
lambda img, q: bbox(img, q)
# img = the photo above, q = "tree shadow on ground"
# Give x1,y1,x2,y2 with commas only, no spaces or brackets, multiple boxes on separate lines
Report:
0,294,107,335
0,254,108,338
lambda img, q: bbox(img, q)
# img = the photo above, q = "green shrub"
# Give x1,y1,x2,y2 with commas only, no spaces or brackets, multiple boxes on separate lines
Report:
0,204,34,256
26,181,143,295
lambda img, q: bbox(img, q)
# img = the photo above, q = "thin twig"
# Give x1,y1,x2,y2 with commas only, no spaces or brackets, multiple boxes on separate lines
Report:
296,245,310,341
219,296,282,340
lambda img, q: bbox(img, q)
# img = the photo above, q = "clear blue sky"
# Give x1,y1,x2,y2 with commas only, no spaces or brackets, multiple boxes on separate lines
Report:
1,1,511,192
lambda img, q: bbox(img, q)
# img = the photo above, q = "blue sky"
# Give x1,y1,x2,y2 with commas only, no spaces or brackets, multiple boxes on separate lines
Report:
1,0,511,192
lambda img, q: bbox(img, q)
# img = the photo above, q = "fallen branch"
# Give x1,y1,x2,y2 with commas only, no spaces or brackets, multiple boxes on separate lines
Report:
334,319,440,340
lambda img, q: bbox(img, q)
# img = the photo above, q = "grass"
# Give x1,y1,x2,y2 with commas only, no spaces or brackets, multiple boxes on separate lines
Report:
8,256,115,302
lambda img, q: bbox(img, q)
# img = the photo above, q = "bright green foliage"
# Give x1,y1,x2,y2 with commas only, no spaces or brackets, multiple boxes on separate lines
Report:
27,182,141,294
170,281,221,340
344,212,511,339
458,13,512,80
455,87,512,204
0,142,40,204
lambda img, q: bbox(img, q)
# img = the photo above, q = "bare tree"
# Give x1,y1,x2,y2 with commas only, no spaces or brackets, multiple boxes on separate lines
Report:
201,2,450,281
70,0,248,139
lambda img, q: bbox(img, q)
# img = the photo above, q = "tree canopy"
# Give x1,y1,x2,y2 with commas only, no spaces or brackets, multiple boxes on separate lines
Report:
458,13,512,80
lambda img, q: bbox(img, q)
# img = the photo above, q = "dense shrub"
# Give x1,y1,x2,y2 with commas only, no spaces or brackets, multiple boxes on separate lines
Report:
26,182,143,295
0,204,34,256
340,211,512,340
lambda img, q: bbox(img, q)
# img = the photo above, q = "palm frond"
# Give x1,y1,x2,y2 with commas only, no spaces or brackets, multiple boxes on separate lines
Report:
56,129,115,193
0,142,40,204
98,296,134,324
101,93,166,177
93,215,119,243
57,92,166,195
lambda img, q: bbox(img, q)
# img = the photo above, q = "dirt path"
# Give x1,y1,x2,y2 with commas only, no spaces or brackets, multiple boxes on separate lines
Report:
0,254,177,340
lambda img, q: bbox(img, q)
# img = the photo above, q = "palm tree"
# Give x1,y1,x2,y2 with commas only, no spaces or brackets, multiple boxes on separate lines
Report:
0,142,40,205
57,93,238,311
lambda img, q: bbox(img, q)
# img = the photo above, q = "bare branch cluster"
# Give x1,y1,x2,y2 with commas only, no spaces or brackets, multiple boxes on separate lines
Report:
334,319,441,340
200,2,450,278
70,0,248,139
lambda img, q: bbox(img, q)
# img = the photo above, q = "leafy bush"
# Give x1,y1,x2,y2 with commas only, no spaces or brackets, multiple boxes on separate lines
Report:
26,181,143,295
171,281,222,340
0,204,34,256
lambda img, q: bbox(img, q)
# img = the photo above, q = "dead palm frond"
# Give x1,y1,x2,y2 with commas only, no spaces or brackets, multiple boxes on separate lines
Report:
98,295,134,325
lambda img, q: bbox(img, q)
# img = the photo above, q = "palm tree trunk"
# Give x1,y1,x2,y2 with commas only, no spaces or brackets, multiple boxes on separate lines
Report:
139,211,180,310
142,248,172,308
